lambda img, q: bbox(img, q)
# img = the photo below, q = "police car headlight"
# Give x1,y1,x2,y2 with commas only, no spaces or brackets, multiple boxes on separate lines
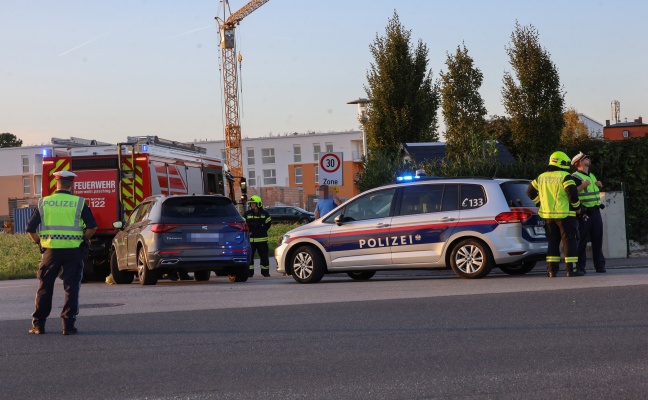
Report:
278,235,290,246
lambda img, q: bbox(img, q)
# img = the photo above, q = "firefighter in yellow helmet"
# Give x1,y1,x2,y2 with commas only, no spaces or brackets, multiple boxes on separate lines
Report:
243,195,272,277
527,151,584,278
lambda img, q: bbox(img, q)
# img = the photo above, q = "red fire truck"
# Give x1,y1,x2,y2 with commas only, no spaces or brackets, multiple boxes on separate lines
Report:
41,136,236,281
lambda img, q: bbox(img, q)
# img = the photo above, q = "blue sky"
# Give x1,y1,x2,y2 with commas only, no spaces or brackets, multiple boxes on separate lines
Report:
2,0,646,146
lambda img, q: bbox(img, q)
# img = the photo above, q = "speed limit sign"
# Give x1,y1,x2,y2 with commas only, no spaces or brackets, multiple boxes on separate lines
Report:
319,152,343,186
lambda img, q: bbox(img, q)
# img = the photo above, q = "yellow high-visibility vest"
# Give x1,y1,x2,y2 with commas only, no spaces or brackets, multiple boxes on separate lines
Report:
572,171,601,207
38,192,85,248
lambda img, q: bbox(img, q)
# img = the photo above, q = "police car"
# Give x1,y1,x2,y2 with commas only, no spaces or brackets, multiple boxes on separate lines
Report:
275,175,547,283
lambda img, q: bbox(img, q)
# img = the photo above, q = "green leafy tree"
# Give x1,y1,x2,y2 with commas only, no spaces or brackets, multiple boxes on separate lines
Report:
0,133,23,148
364,11,440,154
502,21,564,161
485,115,513,151
561,108,590,147
439,43,487,159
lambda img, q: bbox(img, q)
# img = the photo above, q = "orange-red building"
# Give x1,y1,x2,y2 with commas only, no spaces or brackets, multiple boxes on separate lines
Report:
603,117,648,140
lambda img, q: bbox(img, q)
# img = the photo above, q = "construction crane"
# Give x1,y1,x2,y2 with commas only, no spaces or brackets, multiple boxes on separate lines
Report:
216,0,269,185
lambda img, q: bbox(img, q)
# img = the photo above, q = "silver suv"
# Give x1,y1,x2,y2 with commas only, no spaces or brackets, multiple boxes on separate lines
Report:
275,177,547,283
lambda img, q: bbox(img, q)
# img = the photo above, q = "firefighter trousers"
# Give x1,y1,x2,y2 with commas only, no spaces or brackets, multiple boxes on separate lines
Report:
544,217,579,266
249,241,270,275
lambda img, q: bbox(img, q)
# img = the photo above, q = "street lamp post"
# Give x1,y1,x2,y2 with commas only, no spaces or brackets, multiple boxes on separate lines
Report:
347,98,370,157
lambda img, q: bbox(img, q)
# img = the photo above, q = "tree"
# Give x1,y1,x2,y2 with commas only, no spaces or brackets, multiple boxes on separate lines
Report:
0,133,23,148
364,11,440,155
502,21,564,161
561,108,590,147
439,43,487,159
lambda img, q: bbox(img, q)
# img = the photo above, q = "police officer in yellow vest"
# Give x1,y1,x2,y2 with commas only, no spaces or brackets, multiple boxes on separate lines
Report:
527,151,584,278
26,171,97,335
243,195,272,277
571,151,606,273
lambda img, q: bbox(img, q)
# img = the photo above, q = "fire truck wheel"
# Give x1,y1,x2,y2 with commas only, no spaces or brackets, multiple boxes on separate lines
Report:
137,247,159,285
193,270,211,281
110,249,134,284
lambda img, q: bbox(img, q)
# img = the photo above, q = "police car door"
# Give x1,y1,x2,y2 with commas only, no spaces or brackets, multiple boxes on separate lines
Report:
327,188,396,268
390,184,460,266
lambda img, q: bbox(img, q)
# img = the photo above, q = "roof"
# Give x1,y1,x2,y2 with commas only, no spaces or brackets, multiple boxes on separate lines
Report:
401,142,516,163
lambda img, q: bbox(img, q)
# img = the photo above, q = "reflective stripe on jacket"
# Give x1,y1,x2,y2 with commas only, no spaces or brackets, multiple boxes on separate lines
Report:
531,170,580,219
244,209,272,242
572,171,601,207
38,193,85,248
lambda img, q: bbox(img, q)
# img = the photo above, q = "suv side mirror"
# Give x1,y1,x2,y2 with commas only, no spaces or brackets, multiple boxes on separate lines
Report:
113,221,123,230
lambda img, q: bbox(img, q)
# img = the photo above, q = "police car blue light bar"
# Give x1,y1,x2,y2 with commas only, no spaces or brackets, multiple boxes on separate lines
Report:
396,169,427,182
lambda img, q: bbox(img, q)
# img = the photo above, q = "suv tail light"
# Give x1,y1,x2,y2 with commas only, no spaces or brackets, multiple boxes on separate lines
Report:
227,222,249,231
495,211,532,224
151,223,182,233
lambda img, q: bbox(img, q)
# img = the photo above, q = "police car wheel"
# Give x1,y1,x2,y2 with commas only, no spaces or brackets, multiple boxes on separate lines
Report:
110,249,134,284
137,247,159,285
499,261,536,275
347,271,376,281
290,246,325,284
449,239,493,279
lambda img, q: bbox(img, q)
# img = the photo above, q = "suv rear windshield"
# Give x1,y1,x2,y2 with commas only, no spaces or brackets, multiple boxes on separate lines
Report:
161,196,241,220
500,181,537,208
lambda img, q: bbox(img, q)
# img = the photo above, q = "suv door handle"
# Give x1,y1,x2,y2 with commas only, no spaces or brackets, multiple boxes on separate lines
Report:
376,223,390,228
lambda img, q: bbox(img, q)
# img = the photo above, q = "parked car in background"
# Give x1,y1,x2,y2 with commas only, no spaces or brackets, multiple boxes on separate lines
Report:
275,176,547,283
110,194,250,285
266,206,315,224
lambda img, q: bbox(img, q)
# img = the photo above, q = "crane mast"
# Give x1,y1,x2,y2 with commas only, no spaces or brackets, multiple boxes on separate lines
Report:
216,0,269,182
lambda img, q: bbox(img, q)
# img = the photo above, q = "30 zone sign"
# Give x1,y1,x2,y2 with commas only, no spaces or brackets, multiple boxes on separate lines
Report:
319,152,343,186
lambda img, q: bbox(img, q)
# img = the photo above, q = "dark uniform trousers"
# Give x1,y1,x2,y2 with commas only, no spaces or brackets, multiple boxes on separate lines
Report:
545,217,579,272
577,206,606,271
32,247,84,328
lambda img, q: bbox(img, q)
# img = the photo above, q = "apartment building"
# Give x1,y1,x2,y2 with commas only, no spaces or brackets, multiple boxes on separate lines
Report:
0,145,55,219
198,130,365,205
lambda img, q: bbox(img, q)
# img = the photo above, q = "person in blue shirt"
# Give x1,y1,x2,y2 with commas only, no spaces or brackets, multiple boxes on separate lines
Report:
314,185,341,219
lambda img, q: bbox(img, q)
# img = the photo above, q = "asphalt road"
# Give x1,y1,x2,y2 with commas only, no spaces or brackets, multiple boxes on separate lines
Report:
1,267,647,399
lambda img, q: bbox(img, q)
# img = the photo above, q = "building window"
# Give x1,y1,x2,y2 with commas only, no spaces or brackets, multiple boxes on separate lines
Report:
34,154,43,174
262,148,275,164
247,148,255,165
295,167,303,184
23,177,31,194
314,165,319,184
263,169,276,185
22,155,30,173
325,142,333,152
34,175,42,195
313,143,321,161
293,145,301,162
248,169,256,187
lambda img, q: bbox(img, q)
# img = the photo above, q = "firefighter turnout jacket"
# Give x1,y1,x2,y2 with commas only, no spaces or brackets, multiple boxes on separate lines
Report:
244,208,272,242
527,168,581,218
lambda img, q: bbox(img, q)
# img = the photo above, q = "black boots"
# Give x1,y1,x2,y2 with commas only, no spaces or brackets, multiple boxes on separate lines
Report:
547,263,558,278
566,264,585,277
261,270,270,277
28,320,46,335
62,319,78,335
